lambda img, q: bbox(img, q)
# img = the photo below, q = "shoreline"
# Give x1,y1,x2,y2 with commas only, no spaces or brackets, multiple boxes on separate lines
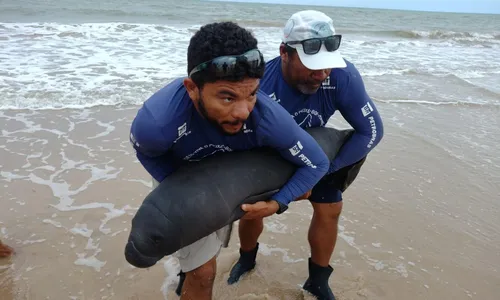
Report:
1,105,499,299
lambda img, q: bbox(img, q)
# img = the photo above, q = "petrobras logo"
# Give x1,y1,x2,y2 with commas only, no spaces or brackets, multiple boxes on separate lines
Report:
268,92,280,103
367,116,377,148
298,153,317,169
243,123,253,134
322,77,330,86
361,102,374,117
321,76,335,90
130,132,139,148
289,140,303,156
177,122,188,137
174,122,191,143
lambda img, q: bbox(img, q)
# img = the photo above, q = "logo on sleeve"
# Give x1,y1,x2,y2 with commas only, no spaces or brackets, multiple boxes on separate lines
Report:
361,102,374,117
289,140,303,156
130,132,139,148
174,122,192,143
321,76,335,90
298,153,317,169
243,123,253,134
367,116,377,148
178,123,187,136
268,92,280,103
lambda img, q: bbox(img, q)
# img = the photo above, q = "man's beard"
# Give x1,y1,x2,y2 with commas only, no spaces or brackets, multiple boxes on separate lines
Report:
284,65,321,95
197,94,244,136
296,83,321,95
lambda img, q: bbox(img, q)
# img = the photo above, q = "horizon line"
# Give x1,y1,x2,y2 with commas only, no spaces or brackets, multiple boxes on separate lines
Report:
205,0,500,15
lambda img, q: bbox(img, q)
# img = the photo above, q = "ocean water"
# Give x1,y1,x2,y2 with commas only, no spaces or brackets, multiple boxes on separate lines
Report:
1,0,499,110
1,0,499,177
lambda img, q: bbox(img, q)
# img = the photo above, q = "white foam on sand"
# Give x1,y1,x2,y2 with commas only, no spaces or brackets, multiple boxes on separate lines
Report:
338,219,412,279
70,223,93,238
161,257,181,300
87,120,118,139
20,233,47,245
0,171,27,182
259,243,304,263
74,251,107,272
0,109,146,277
263,219,288,234
0,112,122,207
42,219,63,228
125,178,152,188
56,202,133,235
41,218,107,272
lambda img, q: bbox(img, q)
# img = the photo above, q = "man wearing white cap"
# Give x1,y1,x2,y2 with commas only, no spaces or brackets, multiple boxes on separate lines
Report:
228,10,384,299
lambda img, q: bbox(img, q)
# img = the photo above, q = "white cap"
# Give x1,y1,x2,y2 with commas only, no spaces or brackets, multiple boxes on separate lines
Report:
282,10,346,70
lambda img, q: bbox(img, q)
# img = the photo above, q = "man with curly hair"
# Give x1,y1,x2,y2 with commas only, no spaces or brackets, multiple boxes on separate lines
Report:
129,21,330,299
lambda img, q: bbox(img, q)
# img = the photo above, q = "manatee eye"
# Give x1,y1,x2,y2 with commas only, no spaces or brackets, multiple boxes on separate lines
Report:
151,236,162,244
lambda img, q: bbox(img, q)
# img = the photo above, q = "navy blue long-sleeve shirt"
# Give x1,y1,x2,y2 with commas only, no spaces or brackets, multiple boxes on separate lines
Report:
129,78,330,206
260,57,384,173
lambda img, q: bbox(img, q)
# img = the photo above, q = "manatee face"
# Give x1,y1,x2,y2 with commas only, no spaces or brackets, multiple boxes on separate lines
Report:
124,201,174,268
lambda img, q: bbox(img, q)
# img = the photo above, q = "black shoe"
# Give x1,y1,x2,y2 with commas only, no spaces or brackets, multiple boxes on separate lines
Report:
175,270,186,296
227,243,259,285
302,258,336,300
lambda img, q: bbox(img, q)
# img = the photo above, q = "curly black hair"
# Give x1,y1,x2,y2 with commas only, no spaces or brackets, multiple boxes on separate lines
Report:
187,21,263,87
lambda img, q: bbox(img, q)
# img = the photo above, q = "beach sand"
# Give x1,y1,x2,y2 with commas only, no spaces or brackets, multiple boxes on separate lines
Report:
0,104,499,300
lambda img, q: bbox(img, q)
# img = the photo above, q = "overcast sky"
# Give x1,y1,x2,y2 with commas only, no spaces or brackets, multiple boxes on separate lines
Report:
212,0,500,14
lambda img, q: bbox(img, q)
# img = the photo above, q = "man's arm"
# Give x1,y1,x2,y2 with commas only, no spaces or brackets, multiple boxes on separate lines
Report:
259,104,330,207
331,67,384,173
129,107,179,183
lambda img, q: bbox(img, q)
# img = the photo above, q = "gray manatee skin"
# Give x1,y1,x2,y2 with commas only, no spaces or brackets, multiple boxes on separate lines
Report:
124,127,355,268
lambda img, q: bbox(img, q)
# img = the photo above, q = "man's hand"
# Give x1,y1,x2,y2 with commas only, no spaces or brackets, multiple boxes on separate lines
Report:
294,190,312,201
241,200,279,220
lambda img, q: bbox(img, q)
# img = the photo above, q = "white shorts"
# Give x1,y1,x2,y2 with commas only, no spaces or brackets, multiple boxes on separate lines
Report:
152,177,232,272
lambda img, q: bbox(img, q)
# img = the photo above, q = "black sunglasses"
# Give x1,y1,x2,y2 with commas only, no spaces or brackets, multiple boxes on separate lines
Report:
188,49,265,78
286,35,342,55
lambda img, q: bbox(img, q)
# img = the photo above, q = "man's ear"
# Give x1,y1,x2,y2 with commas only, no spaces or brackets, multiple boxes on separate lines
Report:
183,78,199,102
279,43,289,64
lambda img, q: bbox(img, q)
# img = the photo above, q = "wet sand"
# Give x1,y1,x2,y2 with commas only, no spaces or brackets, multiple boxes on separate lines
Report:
0,104,499,300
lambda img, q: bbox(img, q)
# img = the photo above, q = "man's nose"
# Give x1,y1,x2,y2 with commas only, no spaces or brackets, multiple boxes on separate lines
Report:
311,69,329,82
231,101,251,120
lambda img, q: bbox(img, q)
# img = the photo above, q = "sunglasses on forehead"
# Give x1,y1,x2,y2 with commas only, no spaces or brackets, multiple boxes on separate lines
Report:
286,35,342,55
188,49,265,78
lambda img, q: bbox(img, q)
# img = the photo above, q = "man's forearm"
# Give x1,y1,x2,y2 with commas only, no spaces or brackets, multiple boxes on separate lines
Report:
272,164,328,206
331,111,384,173
330,133,371,173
